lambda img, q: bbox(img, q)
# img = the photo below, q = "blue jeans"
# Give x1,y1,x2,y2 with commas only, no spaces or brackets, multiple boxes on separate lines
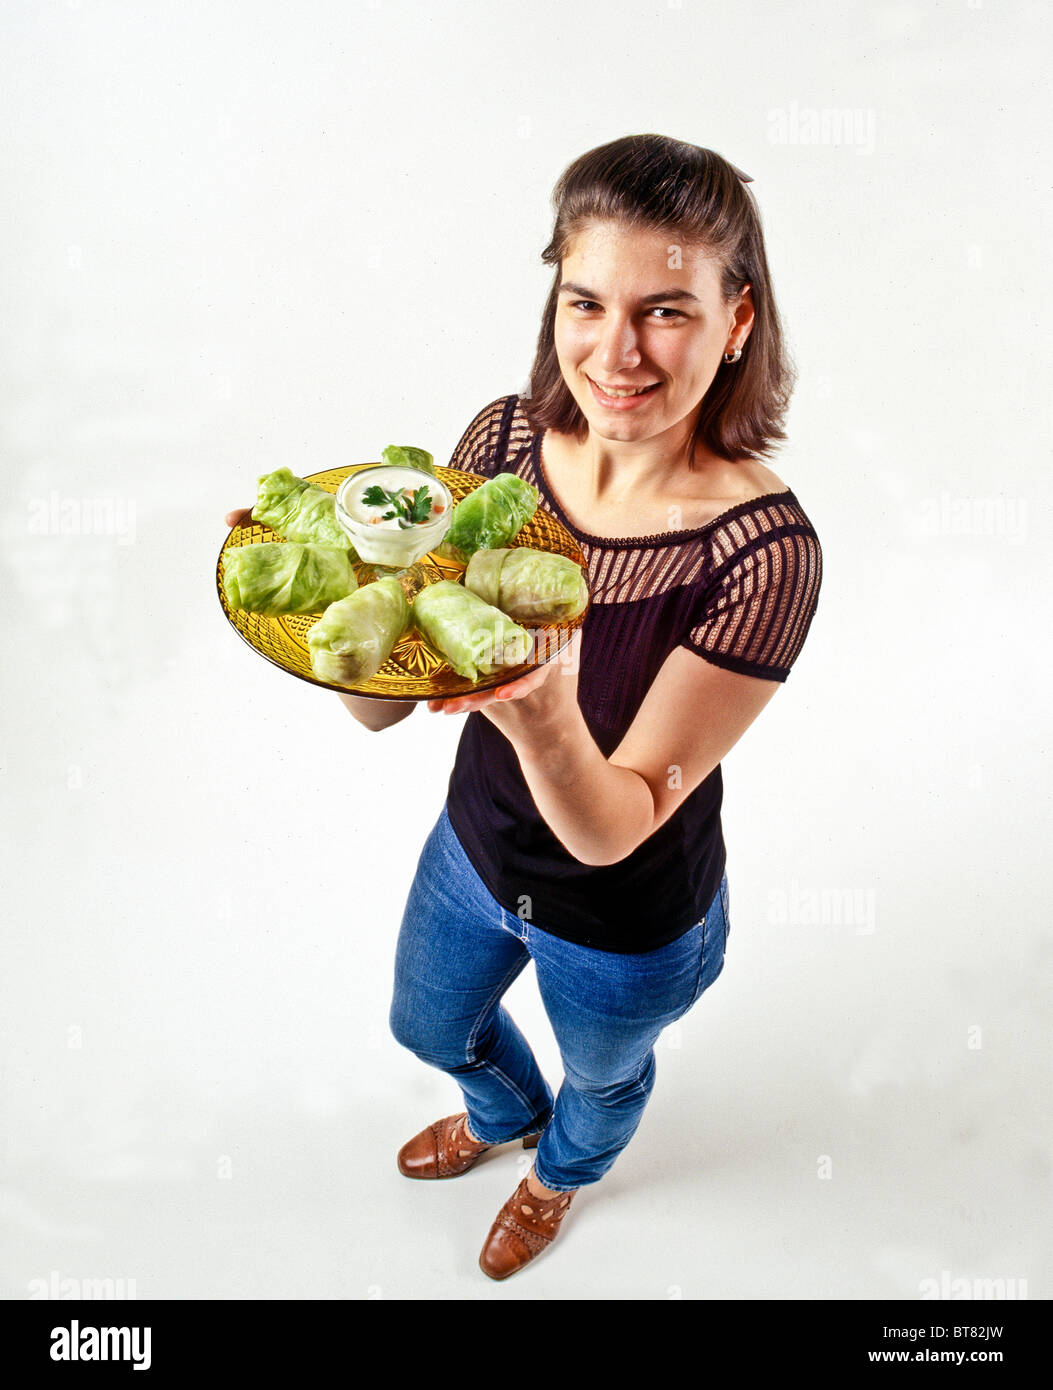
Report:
389,802,730,1192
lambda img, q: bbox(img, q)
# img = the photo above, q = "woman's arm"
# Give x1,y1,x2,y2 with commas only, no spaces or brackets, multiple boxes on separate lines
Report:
339,694,416,732
426,634,778,866
528,654,779,864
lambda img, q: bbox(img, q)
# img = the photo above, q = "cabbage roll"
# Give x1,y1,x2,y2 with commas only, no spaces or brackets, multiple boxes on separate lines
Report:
437,473,539,562
412,580,532,682
381,445,435,477
464,547,588,623
223,543,357,616
253,467,355,552
306,575,411,686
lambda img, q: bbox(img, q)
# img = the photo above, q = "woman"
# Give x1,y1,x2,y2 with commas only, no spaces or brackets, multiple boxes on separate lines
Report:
227,134,823,1282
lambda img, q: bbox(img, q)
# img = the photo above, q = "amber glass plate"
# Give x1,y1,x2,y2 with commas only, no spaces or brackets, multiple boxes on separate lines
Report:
216,464,590,699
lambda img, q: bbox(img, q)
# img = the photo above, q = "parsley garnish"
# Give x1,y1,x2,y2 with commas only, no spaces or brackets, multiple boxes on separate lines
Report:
361,482,433,529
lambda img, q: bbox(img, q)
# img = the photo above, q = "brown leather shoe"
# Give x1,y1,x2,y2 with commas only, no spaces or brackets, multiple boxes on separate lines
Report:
478,1177,576,1280
397,1112,542,1180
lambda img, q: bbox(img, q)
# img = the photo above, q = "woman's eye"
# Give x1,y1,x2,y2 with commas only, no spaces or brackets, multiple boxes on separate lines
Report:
567,301,684,319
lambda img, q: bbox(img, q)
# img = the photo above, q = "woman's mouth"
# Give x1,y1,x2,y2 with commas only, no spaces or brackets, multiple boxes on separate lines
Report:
585,375,662,410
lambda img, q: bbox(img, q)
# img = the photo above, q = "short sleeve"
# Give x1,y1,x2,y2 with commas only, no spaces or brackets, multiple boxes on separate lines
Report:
447,395,520,479
680,528,823,681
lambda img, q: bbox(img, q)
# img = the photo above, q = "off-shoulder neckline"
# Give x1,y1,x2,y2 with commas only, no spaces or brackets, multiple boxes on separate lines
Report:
528,430,797,551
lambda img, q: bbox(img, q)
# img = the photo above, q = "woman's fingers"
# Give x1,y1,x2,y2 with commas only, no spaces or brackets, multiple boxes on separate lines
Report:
428,695,476,713
427,691,490,714
427,661,552,714
225,508,252,528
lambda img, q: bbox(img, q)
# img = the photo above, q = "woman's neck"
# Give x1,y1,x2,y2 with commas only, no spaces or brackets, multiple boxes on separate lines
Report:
563,419,725,508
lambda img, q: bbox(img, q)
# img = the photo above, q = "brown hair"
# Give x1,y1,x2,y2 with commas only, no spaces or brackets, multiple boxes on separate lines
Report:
522,134,796,463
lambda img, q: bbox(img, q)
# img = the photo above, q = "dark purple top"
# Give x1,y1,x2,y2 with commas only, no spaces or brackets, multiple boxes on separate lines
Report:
443,395,824,953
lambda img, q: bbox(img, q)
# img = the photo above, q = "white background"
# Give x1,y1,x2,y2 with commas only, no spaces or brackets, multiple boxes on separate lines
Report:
1,0,1049,1302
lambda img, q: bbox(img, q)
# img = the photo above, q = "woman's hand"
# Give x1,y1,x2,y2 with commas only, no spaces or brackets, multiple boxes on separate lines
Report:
426,630,582,745
225,508,252,528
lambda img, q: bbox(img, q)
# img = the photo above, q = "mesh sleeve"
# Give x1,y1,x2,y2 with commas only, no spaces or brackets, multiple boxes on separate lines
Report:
680,528,823,681
447,395,519,478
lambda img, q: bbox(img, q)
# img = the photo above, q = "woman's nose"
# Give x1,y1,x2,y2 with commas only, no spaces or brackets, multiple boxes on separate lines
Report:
595,314,642,372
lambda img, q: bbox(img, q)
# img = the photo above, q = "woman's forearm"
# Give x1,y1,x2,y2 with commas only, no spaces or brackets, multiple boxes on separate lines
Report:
513,716,654,867
338,693,416,731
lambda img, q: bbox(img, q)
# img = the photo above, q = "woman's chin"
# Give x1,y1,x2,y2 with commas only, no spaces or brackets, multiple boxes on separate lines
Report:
580,407,667,441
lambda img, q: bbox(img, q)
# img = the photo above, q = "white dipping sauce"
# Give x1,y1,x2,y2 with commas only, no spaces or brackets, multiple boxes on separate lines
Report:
341,466,448,528
336,465,452,567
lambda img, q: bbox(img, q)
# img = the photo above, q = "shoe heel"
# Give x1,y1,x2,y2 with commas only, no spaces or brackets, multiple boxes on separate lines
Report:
523,1133,541,1150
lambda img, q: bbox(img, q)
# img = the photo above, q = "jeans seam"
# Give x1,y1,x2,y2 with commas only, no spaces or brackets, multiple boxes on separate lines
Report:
463,954,543,1141
691,918,707,1004
471,1062,548,1142
465,955,526,1061
628,1048,656,1110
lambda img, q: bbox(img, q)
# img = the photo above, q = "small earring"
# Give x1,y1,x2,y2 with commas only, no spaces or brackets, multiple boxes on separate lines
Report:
723,347,742,364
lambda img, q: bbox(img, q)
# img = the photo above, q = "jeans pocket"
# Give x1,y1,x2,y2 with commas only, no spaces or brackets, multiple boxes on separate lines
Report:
720,873,730,942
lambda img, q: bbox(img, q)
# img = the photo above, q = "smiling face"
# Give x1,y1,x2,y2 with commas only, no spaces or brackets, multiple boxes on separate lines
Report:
553,219,752,454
